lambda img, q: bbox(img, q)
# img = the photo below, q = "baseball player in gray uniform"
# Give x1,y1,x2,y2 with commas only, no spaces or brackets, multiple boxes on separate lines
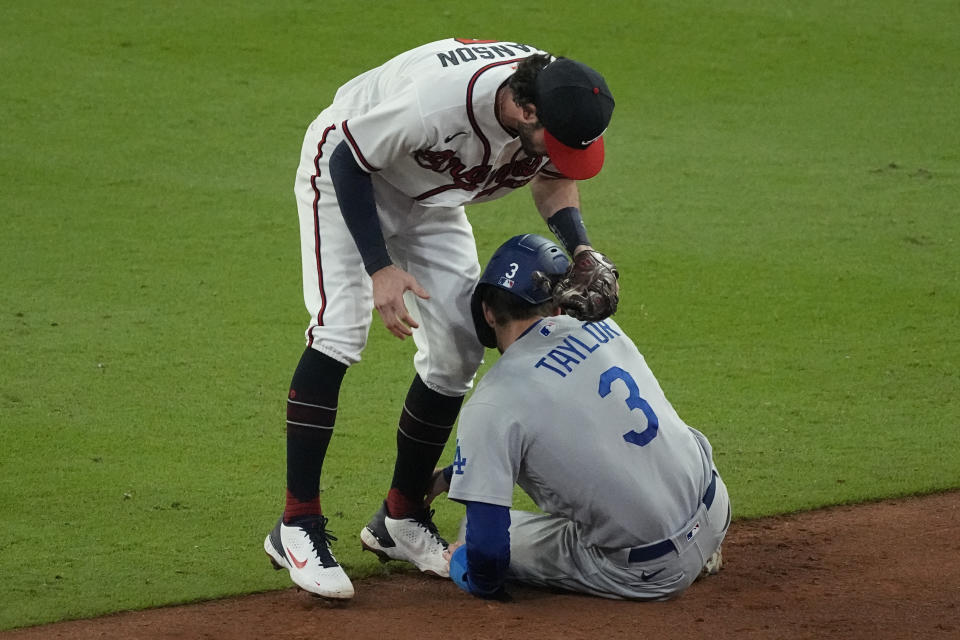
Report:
431,234,730,600
263,39,619,600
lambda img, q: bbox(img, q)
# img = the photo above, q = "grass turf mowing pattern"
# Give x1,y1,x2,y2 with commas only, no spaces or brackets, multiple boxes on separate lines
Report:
2,0,959,630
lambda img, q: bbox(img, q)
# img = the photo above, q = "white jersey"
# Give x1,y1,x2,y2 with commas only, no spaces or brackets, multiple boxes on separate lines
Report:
327,38,563,207
448,315,716,550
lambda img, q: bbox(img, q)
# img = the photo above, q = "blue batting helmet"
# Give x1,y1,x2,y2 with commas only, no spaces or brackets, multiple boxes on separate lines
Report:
471,234,570,348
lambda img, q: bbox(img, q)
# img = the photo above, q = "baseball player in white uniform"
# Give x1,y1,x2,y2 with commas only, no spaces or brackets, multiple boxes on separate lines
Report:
263,39,619,599
431,234,730,600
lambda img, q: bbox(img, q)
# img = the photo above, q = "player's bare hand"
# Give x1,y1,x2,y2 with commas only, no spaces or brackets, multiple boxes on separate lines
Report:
425,467,451,505
370,265,430,339
443,540,463,566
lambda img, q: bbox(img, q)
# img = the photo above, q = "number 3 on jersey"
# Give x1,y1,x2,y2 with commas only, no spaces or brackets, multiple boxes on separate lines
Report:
598,366,659,447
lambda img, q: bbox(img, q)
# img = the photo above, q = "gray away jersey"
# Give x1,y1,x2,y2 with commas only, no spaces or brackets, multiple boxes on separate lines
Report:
448,315,715,550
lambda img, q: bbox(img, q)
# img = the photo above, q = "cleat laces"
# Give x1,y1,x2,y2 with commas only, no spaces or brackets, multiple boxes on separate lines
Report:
299,515,340,568
413,509,448,549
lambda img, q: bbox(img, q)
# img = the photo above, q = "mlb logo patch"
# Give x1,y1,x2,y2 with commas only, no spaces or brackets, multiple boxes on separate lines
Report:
686,521,701,541
497,276,515,289
539,320,556,336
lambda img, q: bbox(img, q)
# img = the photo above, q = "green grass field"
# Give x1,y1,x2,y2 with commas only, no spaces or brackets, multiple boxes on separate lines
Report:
2,0,958,630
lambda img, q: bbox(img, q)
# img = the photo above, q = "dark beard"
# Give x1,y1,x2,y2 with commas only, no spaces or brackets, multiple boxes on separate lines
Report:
516,122,543,157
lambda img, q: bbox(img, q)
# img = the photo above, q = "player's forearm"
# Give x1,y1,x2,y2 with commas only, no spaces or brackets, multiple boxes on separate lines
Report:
328,140,392,275
530,174,580,221
449,501,511,599
531,176,591,255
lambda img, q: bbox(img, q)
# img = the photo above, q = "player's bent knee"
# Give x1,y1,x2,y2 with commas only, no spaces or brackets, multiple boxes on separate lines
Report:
416,363,482,397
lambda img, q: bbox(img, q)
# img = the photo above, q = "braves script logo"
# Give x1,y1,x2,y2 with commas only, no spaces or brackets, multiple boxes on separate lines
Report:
413,148,543,196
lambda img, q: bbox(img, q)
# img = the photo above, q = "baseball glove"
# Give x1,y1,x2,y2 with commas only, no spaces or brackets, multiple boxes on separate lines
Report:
547,250,620,321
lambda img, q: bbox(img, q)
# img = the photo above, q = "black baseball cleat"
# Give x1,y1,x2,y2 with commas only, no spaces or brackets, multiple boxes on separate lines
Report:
360,501,449,577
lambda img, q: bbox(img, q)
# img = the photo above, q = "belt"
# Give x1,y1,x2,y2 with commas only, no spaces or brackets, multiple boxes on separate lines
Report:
627,471,718,564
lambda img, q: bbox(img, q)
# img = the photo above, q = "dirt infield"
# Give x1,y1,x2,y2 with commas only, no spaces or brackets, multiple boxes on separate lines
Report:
5,491,958,640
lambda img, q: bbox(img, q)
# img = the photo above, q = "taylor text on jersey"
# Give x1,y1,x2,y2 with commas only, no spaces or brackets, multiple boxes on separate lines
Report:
534,320,622,378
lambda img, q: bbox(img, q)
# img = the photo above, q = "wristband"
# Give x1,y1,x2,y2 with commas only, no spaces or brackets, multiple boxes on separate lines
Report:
449,545,508,600
546,206,591,255
449,545,470,592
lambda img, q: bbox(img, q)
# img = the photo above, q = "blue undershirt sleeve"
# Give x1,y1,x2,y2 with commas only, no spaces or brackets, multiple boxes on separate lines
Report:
327,140,393,275
449,501,511,599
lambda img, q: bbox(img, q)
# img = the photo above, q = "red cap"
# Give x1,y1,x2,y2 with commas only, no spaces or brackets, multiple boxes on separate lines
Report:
543,130,606,180
535,58,615,180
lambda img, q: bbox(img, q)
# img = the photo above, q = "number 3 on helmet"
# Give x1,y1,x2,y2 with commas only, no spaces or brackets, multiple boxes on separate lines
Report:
470,234,570,348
